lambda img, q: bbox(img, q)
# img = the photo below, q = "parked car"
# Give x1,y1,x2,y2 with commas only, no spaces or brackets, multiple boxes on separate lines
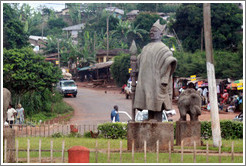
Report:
116,110,175,123
57,79,78,97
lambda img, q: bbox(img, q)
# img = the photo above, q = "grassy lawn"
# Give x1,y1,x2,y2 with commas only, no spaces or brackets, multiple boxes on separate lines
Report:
13,137,243,163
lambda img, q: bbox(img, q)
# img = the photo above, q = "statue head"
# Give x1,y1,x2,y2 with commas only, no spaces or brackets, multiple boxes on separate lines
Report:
150,19,165,41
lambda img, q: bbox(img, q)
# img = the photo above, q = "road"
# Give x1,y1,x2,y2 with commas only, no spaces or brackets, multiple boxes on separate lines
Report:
64,87,132,125
64,87,238,125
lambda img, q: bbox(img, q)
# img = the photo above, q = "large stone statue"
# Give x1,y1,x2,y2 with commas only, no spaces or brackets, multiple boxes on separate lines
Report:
178,88,201,121
133,19,177,122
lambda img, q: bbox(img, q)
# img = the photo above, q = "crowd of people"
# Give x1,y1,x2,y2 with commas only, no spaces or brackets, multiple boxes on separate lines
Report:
5,103,25,129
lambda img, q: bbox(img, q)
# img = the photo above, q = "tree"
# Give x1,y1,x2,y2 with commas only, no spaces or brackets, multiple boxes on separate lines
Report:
3,3,29,49
171,3,243,52
3,47,62,101
110,53,131,87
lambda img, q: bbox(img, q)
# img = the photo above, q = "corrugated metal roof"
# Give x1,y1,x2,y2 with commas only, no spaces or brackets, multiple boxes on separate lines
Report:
62,23,85,31
126,10,139,16
91,61,114,69
29,35,47,41
105,7,124,15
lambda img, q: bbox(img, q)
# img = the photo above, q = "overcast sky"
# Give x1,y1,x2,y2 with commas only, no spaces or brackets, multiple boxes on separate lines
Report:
20,2,66,12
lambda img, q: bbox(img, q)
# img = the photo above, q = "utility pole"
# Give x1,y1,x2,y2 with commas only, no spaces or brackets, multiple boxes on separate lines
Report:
203,3,221,147
57,40,60,68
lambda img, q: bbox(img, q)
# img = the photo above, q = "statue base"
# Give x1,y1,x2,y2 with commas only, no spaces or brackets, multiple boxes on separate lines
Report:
176,121,201,146
127,122,174,152
3,128,15,163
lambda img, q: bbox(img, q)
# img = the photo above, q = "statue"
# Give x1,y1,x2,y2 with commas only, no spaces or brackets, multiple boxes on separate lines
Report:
178,88,201,121
133,19,177,122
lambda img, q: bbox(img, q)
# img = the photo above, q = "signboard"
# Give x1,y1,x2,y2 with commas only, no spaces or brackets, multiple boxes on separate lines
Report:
190,75,196,81
129,68,132,73
237,83,243,90
56,61,59,65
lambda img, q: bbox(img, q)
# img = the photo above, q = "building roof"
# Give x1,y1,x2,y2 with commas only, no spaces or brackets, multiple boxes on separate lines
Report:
62,23,85,31
78,61,114,72
29,35,47,41
126,10,139,16
96,49,130,56
105,7,124,15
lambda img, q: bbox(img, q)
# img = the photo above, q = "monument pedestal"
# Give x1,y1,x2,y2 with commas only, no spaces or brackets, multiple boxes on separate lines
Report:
127,122,174,152
176,121,201,146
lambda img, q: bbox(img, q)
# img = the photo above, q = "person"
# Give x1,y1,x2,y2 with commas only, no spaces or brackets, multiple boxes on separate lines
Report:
179,86,185,94
202,87,208,105
111,105,120,122
221,89,229,104
121,84,127,94
133,19,177,122
6,104,17,128
15,103,25,129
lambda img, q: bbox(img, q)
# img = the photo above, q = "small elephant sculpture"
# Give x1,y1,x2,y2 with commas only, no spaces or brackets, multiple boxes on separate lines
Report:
178,88,201,121
3,88,11,121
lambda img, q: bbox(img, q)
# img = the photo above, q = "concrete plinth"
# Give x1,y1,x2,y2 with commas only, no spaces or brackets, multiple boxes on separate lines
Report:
3,128,15,163
127,122,174,152
176,121,201,146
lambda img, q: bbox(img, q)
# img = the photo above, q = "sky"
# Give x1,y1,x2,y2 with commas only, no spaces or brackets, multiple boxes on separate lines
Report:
20,2,66,12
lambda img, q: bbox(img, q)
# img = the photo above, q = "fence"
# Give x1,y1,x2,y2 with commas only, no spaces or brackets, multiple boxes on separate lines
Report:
6,122,104,137
4,139,238,163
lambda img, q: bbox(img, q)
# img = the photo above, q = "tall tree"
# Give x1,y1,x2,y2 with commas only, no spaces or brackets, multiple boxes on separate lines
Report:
171,3,243,52
3,3,29,49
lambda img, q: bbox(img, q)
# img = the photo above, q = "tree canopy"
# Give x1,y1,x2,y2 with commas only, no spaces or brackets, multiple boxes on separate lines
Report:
171,3,243,52
3,47,62,97
3,3,29,49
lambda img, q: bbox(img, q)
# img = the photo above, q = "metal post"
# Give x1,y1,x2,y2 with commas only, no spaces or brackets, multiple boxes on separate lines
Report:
130,40,138,121
203,3,221,147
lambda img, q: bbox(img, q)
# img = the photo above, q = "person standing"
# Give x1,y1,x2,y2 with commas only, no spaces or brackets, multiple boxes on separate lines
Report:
111,105,120,122
16,103,25,129
202,87,208,105
6,104,17,128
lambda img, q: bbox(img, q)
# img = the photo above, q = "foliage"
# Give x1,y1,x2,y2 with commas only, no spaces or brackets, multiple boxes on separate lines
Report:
111,20,148,47
3,47,62,100
173,50,243,79
51,132,63,138
171,3,243,52
67,132,83,138
3,3,29,49
110,53,131,87
200,120,243,139
98,122,127,139
133,12,166,47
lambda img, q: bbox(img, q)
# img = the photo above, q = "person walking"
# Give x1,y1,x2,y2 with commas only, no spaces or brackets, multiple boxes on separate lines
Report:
111,105,120,122
16,103,25,130
6,104,17,128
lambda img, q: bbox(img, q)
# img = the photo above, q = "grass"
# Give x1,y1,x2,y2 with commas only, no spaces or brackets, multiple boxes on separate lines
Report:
14,137,243,163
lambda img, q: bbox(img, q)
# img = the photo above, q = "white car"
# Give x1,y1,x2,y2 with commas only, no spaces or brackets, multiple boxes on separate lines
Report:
115,110,176,123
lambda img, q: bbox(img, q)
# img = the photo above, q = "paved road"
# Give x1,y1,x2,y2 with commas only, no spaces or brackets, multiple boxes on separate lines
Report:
64,87,132,125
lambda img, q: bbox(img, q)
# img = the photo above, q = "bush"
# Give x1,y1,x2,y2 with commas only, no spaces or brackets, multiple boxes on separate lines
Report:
83,131,92,138
67,132,82,138
98,122,127,139
200,120,243,140
51,132,63,138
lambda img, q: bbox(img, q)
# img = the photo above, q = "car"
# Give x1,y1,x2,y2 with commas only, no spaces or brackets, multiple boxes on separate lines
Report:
57,79,78,97
115,110,175,123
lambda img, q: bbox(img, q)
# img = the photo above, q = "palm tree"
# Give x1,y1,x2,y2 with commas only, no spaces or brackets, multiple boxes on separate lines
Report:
111,20,148,46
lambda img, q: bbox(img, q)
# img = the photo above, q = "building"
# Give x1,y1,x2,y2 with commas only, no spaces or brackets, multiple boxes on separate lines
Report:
29,35,47,53
62,23,85,39
105,7,124,19
96,49,130,63
126,10,139,21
